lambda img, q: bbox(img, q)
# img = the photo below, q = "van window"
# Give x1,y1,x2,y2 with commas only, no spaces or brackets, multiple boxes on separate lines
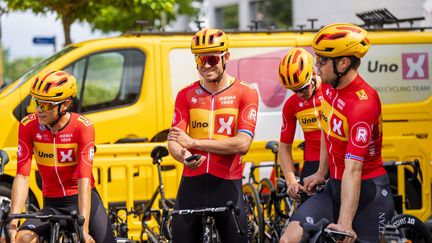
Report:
64,49,145,113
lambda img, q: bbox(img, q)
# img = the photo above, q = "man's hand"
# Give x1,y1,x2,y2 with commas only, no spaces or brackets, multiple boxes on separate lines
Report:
168,127,194,149
286,182,305,199
326,223,357,243
0,224,17,243
182,150,206,170
83,230,95,243
303,172,326,194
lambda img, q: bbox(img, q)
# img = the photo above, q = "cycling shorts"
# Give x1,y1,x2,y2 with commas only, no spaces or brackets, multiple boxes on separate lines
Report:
171,174,248,243
290,174,395,242
19,188,116,242
299,160,319,184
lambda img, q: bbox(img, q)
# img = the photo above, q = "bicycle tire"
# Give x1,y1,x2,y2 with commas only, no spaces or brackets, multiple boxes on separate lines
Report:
391,214,432,243
242,182,264,243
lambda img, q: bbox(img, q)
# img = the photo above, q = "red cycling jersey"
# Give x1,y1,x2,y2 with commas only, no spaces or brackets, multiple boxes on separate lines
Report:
172,78,258,180
321,74,386,180
17,113,96,198
280,80,322,161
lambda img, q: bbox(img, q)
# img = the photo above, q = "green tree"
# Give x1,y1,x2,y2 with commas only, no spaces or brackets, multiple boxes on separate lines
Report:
5,0,199,45
3,49,44,82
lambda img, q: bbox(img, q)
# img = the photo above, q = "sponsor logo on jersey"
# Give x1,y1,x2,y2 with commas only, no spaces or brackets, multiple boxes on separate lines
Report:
219,95,236,105
36,133,43,140
355,89,368,100
337,98,346,110
191,120,209,128
78,116,92,126
191,97,198,104
350,122,371,148
215,114,235,136
57,148,76,163
21,114,36,126
241,104,257,127
297,108,321,132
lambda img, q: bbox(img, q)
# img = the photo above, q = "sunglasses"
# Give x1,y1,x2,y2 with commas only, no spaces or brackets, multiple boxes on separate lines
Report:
34,98,64,111
316,55,331,66
293,80,312,93
195,52,226,67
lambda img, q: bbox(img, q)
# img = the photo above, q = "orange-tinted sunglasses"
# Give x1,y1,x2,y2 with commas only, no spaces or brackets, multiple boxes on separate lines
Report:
194,52,226,67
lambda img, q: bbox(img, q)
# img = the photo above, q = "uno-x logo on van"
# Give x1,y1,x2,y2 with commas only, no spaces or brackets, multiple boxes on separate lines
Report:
402,53,429,80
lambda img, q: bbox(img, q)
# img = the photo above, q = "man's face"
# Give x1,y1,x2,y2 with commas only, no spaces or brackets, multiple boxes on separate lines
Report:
34,99,70,125
195,51,229,82
315,54,335,85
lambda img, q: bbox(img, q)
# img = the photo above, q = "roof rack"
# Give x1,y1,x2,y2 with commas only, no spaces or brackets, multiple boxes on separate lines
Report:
356,8,425,28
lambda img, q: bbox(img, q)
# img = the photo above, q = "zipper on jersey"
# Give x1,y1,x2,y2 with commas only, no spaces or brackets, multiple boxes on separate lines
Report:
53,134,67,196
207,95,215,174
328,91,339,178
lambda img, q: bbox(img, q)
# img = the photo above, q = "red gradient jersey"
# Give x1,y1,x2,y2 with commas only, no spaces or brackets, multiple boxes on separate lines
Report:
280,81,322,161
321,75,386,180
172,78,258,180
17,113,96,198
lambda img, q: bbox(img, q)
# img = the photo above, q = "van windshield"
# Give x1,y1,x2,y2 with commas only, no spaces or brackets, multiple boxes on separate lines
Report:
0,46,76,97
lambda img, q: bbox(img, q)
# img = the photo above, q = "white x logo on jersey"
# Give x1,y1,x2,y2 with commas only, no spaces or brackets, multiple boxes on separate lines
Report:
60,149,74,162
332,118,343,136
217,116,234,135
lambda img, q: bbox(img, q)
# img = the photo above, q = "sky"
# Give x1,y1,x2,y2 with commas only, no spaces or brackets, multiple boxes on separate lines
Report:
2,11,117,60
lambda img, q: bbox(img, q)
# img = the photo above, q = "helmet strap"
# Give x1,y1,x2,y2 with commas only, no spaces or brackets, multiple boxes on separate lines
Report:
48,99,72,127
331,58,354,88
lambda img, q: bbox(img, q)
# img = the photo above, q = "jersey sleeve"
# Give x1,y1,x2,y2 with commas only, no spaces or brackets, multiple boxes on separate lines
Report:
77,116,95,179
280,97,297,144
345,97,381,162
171,88,190,131
17,117,35,176
237,82,258,138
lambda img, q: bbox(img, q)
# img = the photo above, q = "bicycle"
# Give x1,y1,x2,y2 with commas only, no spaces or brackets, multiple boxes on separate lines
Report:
0,199,85,243
133,145,174,243
167,201,244,243
301,216,432,243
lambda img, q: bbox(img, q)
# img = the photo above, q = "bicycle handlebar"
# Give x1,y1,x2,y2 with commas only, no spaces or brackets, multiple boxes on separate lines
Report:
383,159,423,183
170,201,245,235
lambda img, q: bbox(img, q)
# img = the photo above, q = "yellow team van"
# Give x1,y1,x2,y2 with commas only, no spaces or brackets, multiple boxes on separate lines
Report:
0,29,431,224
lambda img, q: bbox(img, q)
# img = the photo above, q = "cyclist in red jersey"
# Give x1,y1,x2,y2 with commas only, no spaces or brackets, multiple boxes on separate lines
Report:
277,47,324,199
2,71,115,243
168,28,258,243
281,24,394,243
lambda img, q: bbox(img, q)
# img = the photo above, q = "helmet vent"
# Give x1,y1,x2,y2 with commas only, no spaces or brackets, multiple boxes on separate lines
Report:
293,73,299,84
32,77,39,89
209,34,214,44
43,83,53,93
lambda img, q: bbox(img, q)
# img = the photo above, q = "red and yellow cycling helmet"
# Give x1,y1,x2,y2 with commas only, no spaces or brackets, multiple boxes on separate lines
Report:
30,70,77,102
312,23,370,58
278,48,314,91
191,28,229,54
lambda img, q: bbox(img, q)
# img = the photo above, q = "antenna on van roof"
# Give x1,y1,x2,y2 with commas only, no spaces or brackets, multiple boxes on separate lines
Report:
356,8,425,28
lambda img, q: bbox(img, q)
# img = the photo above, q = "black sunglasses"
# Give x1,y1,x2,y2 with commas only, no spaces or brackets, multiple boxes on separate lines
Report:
316,55,331,66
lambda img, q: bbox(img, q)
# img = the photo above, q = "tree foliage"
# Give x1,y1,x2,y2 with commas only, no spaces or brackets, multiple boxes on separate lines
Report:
4,0,199,45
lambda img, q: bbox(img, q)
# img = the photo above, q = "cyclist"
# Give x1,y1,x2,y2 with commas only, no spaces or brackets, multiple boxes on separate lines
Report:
277,47,324,199
167,28,259,243
1,71,116,243
281,23,395,243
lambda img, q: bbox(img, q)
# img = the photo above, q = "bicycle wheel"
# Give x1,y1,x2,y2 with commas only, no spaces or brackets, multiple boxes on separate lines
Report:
242,182,264,243
258,178,278,242
391,214,432,242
